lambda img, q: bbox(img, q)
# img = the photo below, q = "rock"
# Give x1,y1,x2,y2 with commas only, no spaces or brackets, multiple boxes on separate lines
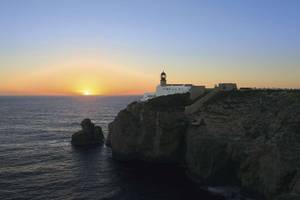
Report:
107,90,300,200
108,94,189,163
105,131,112,147
185,90,300,200
71,118,104,146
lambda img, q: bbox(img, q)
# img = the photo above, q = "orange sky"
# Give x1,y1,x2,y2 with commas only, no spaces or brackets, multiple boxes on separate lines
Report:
1,61,298,96
1,52,299,96
0,61,157,96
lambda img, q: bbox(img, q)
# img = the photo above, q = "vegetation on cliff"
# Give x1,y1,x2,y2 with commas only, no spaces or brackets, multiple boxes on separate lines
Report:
146,93,192,109
186,90,300,200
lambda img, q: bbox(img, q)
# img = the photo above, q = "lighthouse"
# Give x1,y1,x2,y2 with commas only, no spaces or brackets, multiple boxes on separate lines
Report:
160,71,167,86
141,70,206,101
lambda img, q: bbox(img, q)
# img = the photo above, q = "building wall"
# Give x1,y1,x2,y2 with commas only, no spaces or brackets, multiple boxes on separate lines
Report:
156,85,191,97
218,83,237,91
141,84,206,102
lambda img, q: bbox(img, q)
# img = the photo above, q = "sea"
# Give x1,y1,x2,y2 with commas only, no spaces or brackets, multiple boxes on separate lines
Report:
0,96,231,200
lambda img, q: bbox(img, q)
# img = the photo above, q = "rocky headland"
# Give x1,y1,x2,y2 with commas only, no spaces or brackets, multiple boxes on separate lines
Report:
107,90,300,200
72,118,104,146
108,93,190,163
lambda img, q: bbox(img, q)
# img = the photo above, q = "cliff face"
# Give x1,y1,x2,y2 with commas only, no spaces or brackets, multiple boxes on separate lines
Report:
108,94,190,163
108,90,300,200
186,90,300,200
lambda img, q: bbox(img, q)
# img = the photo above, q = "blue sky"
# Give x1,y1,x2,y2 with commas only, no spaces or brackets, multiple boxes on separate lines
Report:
0,0,299,95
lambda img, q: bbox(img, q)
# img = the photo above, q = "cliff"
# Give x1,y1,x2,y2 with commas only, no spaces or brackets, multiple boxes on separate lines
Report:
108,94,190,163
107,90,300,200
186,90,300,200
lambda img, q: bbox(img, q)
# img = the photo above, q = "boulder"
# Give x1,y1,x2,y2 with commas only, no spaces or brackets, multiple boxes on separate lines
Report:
71,118,104,146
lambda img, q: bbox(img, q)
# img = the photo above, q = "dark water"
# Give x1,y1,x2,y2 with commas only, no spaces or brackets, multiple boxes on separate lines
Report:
0,96,222,200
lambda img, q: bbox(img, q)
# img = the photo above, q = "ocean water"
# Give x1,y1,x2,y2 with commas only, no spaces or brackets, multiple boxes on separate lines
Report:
0,96,221,200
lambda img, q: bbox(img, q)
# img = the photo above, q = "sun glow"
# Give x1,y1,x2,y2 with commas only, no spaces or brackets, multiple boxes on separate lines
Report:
79,86,101,96
76,84,102,96
83,90,92,96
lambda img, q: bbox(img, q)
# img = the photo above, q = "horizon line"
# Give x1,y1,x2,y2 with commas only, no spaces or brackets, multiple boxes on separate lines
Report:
0,94,143,97
1,87,299,97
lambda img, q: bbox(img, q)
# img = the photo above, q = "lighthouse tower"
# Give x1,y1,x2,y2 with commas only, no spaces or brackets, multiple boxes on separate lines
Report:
160,71,167,86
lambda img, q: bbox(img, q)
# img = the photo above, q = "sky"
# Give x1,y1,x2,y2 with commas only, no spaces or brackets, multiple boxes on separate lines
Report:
0,0,299,95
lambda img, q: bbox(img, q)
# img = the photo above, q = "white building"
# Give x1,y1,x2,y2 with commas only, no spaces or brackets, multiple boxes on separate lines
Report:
218,83,238,91
141,71,205,101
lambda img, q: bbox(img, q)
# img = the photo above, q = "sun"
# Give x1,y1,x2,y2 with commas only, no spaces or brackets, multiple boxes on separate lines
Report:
77,86,100,96
83,91,92,96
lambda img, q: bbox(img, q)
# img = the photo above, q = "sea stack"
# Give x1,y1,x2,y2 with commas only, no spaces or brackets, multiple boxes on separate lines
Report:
72,118,104,146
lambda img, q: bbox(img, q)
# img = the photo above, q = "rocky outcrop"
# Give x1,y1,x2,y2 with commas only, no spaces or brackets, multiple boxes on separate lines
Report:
185,90,300,200
108,94,190,163
72,119,104,146
108,90,300,200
